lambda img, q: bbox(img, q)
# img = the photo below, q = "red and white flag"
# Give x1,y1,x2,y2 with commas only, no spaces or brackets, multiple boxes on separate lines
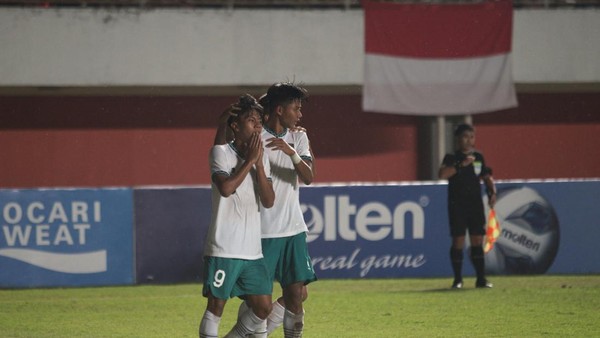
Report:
362,0,518,116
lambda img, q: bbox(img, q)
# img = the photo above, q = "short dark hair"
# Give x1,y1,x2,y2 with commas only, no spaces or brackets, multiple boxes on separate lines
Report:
228,94,263,126
264,82,308,113
454,123,474,137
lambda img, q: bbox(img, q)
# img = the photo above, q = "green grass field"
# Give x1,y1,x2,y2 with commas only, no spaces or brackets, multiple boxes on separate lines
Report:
1,275,599,337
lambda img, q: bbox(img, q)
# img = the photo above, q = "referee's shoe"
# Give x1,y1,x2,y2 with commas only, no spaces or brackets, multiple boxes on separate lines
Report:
451,280,463,289
476,279,493,288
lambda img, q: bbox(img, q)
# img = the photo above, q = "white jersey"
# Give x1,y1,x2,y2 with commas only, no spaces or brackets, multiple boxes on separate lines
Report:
204,143,271,260
261,127,312,238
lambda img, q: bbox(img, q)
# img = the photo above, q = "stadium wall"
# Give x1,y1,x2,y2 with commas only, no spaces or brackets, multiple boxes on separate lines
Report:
0,8,599,85
0,92,599,188
1,8,599,187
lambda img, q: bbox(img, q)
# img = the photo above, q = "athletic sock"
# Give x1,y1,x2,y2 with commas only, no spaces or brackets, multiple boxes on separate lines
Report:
450,247,464,282
237,300,250,320
199,310,221,338
266,300,286,334
224,309,265,338
470,245,486,281
235,301,266,338
283,309,304,338
253,317,268,338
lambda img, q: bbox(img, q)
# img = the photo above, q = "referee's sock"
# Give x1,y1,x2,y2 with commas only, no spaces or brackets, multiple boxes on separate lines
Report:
450,247,463,282
470,245,485,281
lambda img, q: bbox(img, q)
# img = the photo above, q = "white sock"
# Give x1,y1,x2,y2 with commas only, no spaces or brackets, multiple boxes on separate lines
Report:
283,309,304,338
199,310,221,338
253,318,268,338
266,300,286,334
237,300,250,320
224,309,265,338
235,301,266,338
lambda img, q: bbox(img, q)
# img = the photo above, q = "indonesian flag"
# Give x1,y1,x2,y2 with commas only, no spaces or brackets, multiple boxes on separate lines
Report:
362,0,518,116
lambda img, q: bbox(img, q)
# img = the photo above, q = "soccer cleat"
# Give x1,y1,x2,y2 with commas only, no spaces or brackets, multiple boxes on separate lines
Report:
451,280,463,289
476,279,493,288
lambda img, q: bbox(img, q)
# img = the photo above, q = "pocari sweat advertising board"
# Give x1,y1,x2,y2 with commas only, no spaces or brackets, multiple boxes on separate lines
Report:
0,188,134,288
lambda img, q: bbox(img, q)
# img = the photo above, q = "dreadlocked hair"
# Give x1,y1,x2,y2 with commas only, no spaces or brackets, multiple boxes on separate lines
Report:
228,94,264,125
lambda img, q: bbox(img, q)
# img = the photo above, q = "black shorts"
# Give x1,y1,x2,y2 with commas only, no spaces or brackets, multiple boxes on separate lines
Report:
448,200,486,237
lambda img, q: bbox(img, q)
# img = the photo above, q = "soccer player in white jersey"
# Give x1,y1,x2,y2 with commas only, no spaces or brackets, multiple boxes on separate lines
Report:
199,94,275,338
237,82,317,338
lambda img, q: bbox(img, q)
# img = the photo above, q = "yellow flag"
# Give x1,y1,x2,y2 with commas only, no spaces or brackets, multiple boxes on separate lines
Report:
484,209,501,253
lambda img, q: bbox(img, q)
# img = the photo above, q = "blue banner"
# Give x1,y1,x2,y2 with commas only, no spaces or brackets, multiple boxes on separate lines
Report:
300,180,600,278
134,188,210,284
0,188,134,287
487,181,599,275
301,184,452,278
3,180,597,287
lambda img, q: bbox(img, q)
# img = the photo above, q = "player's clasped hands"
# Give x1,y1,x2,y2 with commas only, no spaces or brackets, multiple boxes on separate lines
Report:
245,132,264,165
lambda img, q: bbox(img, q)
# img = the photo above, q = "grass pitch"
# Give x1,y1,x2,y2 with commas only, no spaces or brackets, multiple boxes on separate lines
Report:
1,275,599,337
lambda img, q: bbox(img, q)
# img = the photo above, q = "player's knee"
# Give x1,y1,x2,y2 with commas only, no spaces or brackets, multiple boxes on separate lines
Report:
206,295,226,317
286,284,304,301
254,301,272,319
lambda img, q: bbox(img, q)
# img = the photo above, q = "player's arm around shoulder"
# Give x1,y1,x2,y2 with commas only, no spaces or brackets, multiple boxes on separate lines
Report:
213,104,239,145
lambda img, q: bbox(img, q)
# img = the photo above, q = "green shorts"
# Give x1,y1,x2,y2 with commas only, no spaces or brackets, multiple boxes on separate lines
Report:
261,232,318,288
202,256,273,300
